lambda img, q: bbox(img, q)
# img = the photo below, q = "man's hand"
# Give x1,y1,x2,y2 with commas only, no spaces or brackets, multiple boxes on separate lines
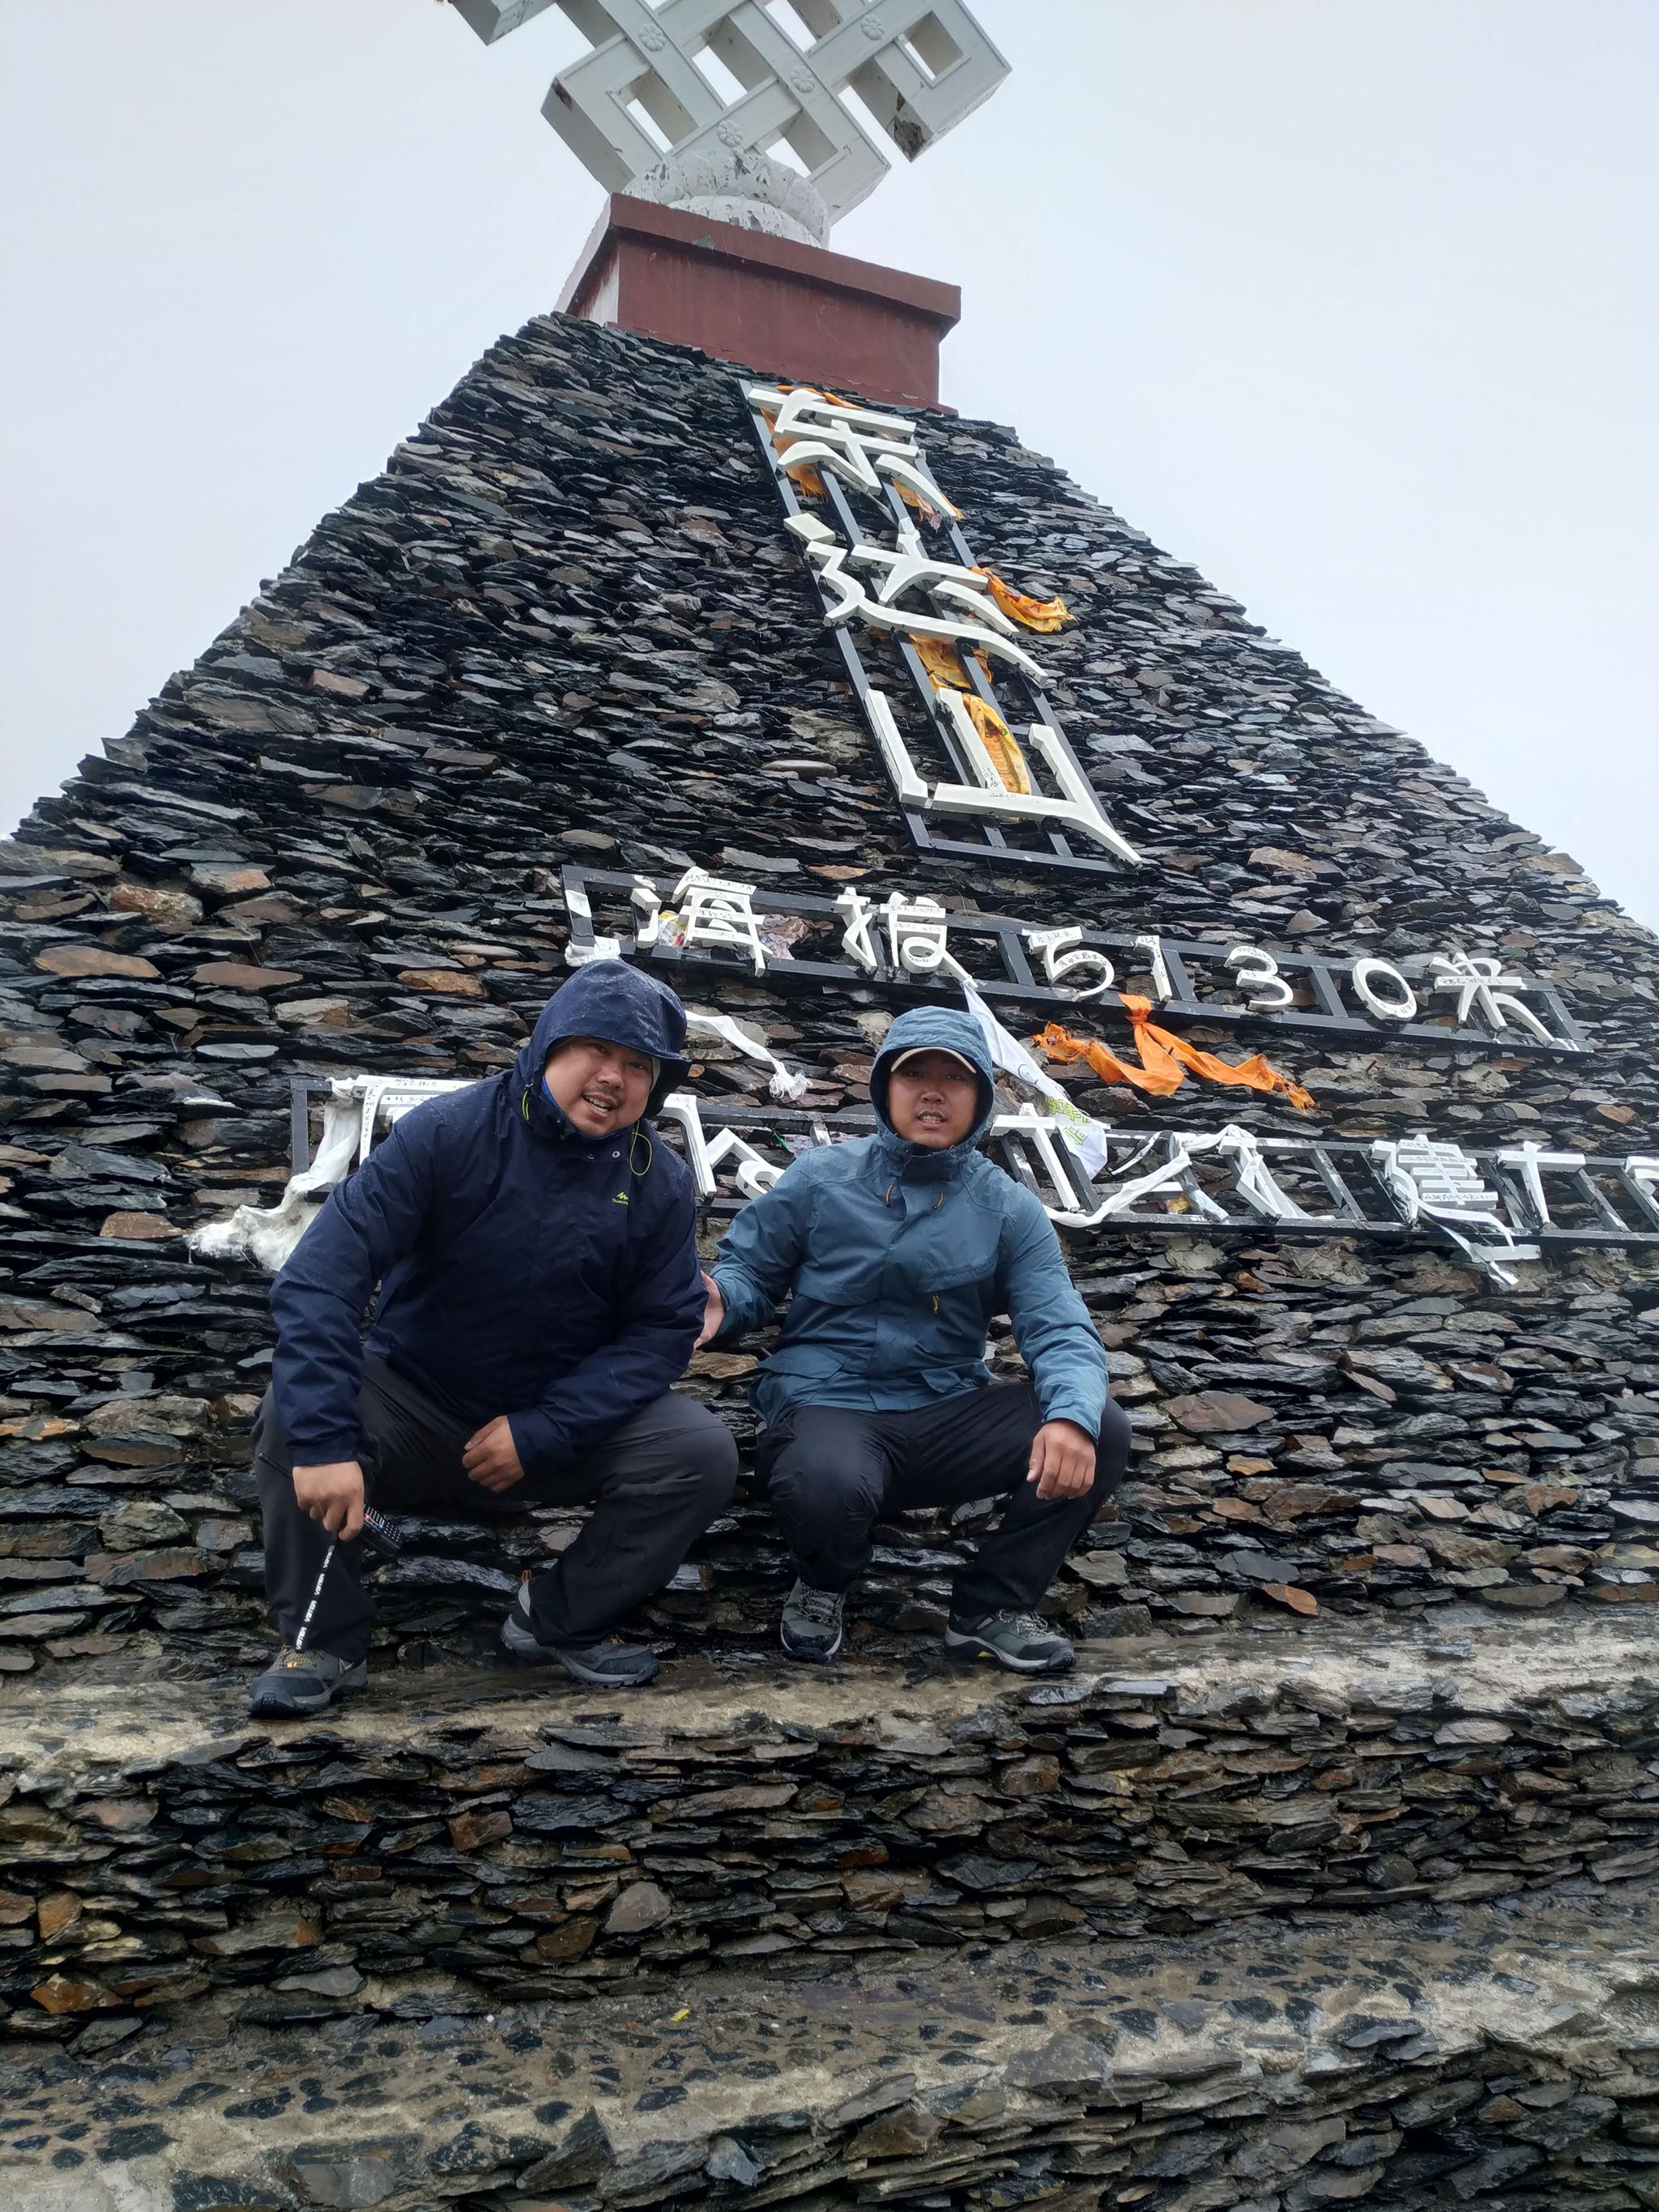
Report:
293,1460,365,1541
1027,1420,1096,1502
696,1269,725,1350
463,1416,524,1494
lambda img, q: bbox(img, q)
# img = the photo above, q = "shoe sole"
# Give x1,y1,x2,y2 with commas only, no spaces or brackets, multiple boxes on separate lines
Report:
247,1663,367,1718
497,1625,658,1687
780,1629,842,1664
944,1630,1073,1674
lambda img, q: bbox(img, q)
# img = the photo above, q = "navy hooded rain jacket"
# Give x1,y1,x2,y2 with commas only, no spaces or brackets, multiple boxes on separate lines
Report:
269,961,703,1477
709,1004,1110,1434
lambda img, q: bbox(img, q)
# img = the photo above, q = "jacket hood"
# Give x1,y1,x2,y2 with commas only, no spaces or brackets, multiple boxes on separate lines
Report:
870,1004,997,1161
517,959,690,1121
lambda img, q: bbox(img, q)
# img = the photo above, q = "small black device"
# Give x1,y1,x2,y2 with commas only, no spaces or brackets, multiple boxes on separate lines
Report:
356,1506,403,1562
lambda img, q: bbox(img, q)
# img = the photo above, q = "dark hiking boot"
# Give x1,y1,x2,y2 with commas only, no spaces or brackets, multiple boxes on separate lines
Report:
497,1584,659,1687
945,1609,1075,1673
780,1579,845,1664
247,1645,368,1717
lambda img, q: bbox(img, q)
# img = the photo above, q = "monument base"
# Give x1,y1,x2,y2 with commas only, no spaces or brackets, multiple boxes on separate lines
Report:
557,194,961,407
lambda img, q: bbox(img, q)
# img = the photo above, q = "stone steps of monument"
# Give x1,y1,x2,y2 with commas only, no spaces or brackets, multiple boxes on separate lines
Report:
12,1452,1658,1688
2,1611,1654,2040
2,1887,1656,2210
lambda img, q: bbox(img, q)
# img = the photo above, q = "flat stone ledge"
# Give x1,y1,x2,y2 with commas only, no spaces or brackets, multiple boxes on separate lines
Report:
1,1889,1655,2210
2,1611,1656,2033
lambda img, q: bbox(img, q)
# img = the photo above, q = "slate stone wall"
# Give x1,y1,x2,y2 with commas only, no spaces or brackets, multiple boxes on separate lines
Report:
3,305,1659,1669
2,1619,1657,2031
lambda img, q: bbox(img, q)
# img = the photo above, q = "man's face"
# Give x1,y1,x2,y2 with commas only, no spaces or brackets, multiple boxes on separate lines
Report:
544,1035,654,1136
886,1051,980,1149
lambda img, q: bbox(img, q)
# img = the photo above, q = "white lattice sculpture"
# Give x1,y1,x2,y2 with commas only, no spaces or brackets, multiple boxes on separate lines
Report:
450,0,1010,241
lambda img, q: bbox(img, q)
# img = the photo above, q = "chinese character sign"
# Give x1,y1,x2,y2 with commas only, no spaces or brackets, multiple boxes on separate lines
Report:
747,381,1142,873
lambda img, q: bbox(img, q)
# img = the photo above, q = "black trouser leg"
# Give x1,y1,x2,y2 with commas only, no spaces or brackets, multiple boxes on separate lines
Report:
757,1406,894,1594
923,1392,1132,1622
254,1354,469,1664
522,1394,737,1645
757,1387,1130,1622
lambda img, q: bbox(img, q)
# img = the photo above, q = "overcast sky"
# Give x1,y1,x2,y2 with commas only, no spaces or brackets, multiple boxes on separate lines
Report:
3,0,1655,927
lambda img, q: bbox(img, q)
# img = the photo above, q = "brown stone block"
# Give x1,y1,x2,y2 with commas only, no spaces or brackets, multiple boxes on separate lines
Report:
33,946,158,979
99,1212,182,1240
396,968,485,996
447,1808,513,1851
31,1972,119,2014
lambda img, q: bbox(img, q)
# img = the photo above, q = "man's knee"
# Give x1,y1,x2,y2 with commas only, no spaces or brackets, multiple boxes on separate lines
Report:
766,1440,882,1537
605,1399,737,1511
683,1404,739,1509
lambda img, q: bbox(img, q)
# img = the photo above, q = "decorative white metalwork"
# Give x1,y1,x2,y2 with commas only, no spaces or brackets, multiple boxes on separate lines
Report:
885,892,969,980
748,383,1147,874
684,1012,810,1102
196,1068,1655,1289
190,1076,473,1272
834,887,968,981
1226,943,1294,1013
1026,924,1115,1003
1133,934,1174,1004
450,0,1011,237
673,865,766,974
1496,1140,1588,1229
1350,956,1418,1024
1427,948,1559,1045
783,513,1047,678
928,688,1141,865
655,1093,787,1198
1371,1132,1540,1287
748,384,958,515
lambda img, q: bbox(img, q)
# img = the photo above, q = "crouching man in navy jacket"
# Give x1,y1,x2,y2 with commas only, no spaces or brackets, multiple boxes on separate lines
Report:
700,1005,1129,1675
248,961,736,1715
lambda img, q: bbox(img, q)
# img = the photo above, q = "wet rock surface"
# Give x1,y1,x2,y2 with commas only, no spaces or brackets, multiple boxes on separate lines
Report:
2,1887,1655,2208
1,1613,1654,2034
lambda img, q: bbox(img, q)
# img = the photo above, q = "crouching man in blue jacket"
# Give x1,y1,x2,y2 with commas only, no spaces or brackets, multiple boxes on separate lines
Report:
699,1005,1130,1673
247,961,736,1715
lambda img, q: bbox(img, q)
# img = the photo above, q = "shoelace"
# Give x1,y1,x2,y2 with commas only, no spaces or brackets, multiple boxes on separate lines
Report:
794,1587,842,1627
992,1611,1051,1641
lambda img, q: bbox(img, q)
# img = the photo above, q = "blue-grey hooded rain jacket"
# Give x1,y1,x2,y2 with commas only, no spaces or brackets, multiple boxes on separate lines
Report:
269,961,703,1477
708,1004,1110,1434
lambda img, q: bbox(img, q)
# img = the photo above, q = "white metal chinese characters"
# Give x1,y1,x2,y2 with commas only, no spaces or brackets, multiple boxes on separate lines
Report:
1371,1132,1540,1288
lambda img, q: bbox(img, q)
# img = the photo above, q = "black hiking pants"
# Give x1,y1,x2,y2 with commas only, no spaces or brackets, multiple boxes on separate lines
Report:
756,1383,1131,1623
254,1354,737,1664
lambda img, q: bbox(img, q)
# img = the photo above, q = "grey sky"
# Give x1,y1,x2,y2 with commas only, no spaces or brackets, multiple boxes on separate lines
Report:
3,0,1654,926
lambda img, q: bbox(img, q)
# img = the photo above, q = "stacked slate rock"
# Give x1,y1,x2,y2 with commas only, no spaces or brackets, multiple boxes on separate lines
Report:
2,1615,1656,2027
2,308,1658,1668
3,306,1659,2202
2,1890,1657,2209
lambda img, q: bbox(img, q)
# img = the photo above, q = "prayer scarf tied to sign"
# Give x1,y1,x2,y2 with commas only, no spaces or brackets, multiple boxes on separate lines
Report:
1035,999,1317,1112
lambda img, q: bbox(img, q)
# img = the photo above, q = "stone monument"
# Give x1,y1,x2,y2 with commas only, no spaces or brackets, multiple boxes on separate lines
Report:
2,2,1658,2203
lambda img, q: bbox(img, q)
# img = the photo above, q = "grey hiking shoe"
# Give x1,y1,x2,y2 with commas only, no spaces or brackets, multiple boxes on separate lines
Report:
945,1609,1075,1674
497,1584,659,1687
780,1579,845,1664
247,1645,368,1718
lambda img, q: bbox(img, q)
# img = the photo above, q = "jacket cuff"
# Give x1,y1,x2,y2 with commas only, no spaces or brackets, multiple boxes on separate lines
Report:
1040,1398,1102,1440
508,1408,566,1478
286,1434,364,1468
708,1267,748,1342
